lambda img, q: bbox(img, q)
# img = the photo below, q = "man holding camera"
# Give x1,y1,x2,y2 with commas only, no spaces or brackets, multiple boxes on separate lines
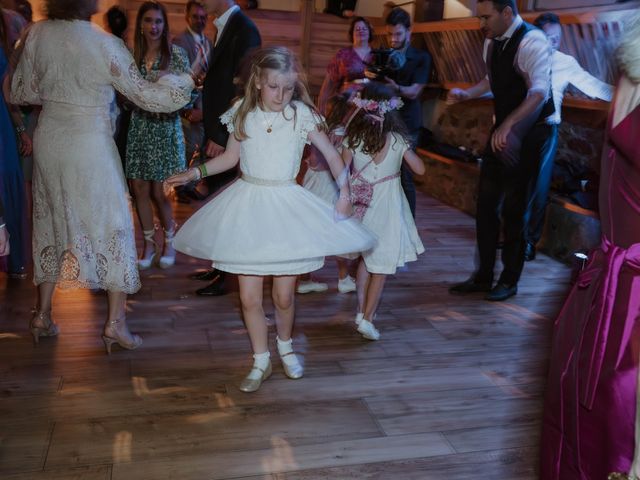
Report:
383,7,432,218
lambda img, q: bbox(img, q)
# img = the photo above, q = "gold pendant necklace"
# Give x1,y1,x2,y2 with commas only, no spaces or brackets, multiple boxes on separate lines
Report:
261,109,279,133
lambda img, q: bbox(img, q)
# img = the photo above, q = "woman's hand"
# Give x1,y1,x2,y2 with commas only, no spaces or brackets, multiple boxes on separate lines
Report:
334,194,352,221
164,168,199,188
19,132,32,156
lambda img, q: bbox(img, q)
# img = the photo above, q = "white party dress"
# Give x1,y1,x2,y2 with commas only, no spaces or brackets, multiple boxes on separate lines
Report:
349,133,425,274
173,100,375,275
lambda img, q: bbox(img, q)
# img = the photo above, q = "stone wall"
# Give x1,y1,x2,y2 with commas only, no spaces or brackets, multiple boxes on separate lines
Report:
428,96,608,175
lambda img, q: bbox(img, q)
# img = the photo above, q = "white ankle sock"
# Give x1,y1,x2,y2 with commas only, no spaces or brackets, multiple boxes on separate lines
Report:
276,337,298,366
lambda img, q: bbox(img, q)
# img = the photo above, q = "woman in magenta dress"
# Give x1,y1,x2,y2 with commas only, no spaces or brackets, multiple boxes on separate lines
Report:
540,14,640,480
317,16,373,114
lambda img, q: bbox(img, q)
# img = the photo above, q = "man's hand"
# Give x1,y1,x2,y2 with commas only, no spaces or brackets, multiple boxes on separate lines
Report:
446,88,470,105
491,120,518,167
205,140,225,158
185,108,203,123
384,76,400,94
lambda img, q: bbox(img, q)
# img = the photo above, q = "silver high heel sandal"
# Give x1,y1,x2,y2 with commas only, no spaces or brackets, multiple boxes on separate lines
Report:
101,316,143,354
158,225,176,269
138,227,160,270
29,311,60,345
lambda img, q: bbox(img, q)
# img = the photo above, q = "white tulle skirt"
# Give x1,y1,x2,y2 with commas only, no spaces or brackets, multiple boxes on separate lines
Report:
173,177,376,275
302,168,339,204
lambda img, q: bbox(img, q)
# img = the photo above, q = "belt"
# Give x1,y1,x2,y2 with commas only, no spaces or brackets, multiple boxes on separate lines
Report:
241,174,296,186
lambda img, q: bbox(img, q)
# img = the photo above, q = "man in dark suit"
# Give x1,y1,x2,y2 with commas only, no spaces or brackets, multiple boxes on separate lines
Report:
173,1,212,203
383,8,431,218
192,0,261,296
447,0,556,301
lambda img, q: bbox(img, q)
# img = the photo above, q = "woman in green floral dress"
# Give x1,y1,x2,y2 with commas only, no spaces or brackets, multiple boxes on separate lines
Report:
126,1,190,270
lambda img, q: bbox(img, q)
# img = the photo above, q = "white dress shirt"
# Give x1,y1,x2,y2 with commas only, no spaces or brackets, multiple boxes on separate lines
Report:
482,15,553,102
213,4,240,46
548,50,613,124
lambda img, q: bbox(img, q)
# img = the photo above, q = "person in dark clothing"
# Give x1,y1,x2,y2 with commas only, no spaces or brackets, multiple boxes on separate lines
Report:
383,7,431,218
192,0,261,296
447,0,557,301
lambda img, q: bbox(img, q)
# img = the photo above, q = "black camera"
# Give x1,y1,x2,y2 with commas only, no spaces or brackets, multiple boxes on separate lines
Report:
365,48,406,80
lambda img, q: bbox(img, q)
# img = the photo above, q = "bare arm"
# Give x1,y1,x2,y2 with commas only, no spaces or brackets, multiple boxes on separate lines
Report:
308,128,352,218
403,149,425,176
165,134,241,187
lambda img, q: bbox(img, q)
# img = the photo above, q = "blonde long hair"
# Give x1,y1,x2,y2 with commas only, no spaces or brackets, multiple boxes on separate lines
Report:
618,13,640,83
233,46,324,140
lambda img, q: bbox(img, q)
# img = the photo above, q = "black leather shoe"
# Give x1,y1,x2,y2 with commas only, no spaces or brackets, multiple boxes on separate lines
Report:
190,269,221,281
184,188,207,201
449,277,493,295
175,190,192,204
485,283,517,301
196,277,226,296
524,243,536,261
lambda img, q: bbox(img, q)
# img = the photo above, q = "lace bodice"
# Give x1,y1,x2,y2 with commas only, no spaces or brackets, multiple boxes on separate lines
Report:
10,20,193,113
221,100,323,181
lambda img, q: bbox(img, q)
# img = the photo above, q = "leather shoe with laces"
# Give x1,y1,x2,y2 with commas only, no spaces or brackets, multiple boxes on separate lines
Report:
449,277,492,295
485,282,517,301
524,243,536,261
190,269,221,281
196,275,226,296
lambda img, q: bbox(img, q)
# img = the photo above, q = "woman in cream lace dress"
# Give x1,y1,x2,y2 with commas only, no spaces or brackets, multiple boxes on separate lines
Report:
10,0,194,352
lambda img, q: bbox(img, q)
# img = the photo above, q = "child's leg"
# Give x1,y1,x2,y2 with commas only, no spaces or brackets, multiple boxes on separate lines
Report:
337,257,356,293
355,258,370,314
337,257,349,280
356,267,386,341
238,275,268,353
362,273,387,322
272,275,304,379
237,275,272,392
272,275,297,340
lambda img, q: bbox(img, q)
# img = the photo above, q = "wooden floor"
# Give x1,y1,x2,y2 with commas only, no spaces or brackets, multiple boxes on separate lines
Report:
0,191,572,479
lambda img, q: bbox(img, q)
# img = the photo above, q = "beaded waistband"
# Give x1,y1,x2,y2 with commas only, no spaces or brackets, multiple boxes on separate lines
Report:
241,174,296,186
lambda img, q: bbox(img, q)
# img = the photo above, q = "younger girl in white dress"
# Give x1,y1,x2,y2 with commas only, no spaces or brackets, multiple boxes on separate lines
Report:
342,83,426,341
298,92,357,294
166,47,374,392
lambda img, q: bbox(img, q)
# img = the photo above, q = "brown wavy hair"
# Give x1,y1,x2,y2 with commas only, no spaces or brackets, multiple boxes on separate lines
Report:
233,46,324,140
324,92,353,131
45,0,97,20
344,82,409,156
133,1,171,71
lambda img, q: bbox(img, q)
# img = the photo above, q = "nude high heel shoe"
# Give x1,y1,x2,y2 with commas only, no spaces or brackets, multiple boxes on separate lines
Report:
158,224,176,269
102,316,143,354
29,311,60,345
138,228,160,270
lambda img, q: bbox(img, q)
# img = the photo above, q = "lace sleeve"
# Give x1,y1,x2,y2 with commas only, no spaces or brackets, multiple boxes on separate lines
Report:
105,37,194,113
220,99,242,133
10,24,41,105
297,102,325,145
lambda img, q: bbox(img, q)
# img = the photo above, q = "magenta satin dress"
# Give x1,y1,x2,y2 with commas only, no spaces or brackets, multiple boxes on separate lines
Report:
540,91,640,479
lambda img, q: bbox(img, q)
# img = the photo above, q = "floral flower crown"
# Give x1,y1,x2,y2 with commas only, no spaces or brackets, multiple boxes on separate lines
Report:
349,93,404,116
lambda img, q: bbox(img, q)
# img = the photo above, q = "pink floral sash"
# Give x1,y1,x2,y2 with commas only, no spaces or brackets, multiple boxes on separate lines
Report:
350,159,400,220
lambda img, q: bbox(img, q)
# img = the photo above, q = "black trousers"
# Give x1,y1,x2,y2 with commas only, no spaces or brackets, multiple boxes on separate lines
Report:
475,123,557,286
526,126,559,245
